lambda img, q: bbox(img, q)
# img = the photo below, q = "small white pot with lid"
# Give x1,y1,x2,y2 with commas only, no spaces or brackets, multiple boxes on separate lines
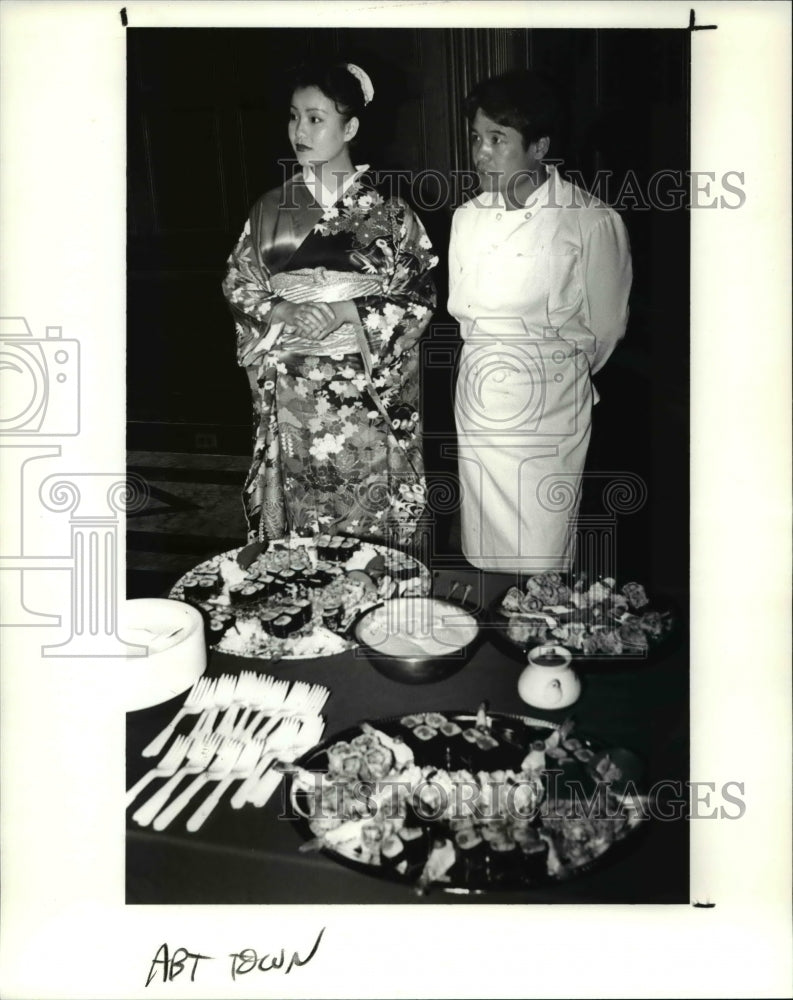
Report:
517,643,581,710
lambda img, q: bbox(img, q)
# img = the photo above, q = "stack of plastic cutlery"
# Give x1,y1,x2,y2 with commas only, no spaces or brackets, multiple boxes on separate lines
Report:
127,672,329,832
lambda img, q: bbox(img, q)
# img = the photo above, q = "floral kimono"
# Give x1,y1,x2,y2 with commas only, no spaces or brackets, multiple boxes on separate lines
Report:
222,170,438,544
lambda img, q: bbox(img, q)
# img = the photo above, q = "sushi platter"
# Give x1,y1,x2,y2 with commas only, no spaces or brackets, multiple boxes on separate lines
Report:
169,534,431,660
285,708,648,894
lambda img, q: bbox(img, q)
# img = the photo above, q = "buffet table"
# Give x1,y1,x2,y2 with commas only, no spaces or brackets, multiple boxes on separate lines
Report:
126,564,688,905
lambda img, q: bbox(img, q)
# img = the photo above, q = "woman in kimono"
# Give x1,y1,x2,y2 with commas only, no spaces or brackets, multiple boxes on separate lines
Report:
223,61,437,545
448,70,632,572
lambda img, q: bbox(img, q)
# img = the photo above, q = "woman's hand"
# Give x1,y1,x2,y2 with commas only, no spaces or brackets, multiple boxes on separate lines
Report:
274,300,337,340
273,299,361,341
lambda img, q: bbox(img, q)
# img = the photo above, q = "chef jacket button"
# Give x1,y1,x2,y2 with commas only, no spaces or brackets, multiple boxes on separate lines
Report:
496,212,503,220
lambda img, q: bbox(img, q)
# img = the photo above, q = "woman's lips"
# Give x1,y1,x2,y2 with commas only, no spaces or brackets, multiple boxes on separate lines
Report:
295,144,311,152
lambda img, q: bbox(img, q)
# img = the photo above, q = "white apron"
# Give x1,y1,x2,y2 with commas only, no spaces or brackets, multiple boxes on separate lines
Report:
454,317,592,572
447,169,631,572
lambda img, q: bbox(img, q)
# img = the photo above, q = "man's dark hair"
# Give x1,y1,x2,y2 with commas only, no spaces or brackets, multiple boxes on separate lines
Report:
464,70,562,148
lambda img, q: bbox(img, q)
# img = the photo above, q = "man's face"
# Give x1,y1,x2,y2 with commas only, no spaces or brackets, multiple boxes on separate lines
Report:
470,108,547,196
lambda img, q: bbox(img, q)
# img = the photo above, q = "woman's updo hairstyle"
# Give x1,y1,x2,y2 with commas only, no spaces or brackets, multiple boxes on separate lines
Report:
289,60,371,125
464,69,562,149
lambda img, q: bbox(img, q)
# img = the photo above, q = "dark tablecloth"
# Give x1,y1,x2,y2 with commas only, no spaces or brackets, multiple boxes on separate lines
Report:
126,565,689,904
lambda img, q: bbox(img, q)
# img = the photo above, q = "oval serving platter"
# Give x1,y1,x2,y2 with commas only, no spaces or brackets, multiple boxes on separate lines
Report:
285,710,647,895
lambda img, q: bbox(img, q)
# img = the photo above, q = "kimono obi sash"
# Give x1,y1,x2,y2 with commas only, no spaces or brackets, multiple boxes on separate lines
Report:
271,267,385,303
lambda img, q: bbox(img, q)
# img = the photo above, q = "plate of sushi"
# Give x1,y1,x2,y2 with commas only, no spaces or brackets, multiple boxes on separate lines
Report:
490,572,675,662
282,706,648,895
169,533,431,660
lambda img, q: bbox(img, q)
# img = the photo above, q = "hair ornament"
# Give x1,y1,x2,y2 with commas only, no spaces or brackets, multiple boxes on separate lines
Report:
346,63,374,106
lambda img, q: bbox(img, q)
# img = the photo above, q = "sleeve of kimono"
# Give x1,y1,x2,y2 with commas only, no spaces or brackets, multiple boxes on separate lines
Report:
222,218,283,367
577,210,633,374
352,198,438,376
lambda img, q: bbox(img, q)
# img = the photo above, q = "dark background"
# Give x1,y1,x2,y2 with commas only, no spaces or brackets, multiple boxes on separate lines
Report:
127,27,689,596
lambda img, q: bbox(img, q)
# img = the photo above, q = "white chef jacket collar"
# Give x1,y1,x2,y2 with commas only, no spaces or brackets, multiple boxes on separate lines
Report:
302,163,370,210
484,163,558,215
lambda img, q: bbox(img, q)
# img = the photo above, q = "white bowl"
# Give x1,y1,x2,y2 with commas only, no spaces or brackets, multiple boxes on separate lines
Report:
120,598,206,711
353,597,481,684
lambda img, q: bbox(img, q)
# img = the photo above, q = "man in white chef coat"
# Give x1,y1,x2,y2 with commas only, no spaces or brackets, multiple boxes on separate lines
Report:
448,70,633,572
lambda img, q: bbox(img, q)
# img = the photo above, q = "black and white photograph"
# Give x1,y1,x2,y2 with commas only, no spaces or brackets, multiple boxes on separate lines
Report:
1,2,790,998
125,23,691,906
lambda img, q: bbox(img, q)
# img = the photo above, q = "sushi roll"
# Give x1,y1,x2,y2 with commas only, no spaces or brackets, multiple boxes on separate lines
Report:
292,598,313,628
205,612,236,646
257,608,282,634
182,574,219,603
277,569,299,598
395,822,429,875
227,583,250,606
339,537,361,559
362,746,394,781
324,536,346,561
455,825,484,851
315,534,333,560
269,612,300,639
451,825,487,885
351,733,379,752
270,547,291,573
289,546,311,571
337,750,364,780
321,604,342,632
280,604,309,632
243,582,268,604
487,835,523,883
291,573,311,599
386,552,416,580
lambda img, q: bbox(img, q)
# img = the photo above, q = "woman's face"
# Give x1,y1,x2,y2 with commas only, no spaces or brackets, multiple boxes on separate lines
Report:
289,86,358,172
470,107,548,197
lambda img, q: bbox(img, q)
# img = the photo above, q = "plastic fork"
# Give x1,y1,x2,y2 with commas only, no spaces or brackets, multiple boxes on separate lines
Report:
188,673,237,740
125,735,191,807
230,717,303,809
141,676,216,758
132,733,222,827
232,674,290,739
249,682,329,742
185,738,265,832
215,671,263,737
252,715,326,808
152,737,245,832
240,682,302,743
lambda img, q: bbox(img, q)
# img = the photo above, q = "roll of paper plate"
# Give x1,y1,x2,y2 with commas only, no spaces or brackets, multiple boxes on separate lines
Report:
120,598,207,711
